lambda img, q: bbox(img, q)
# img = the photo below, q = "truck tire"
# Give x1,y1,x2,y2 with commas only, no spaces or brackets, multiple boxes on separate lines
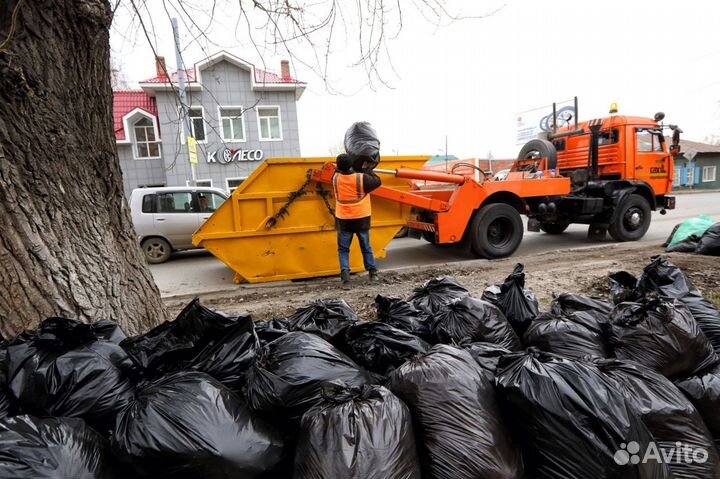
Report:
608,194,651,242
539,222,570,234
517,139,557,170
470,203,524,258
142,237,172,264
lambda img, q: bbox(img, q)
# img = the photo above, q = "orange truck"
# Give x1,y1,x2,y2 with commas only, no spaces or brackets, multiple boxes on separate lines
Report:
314,102,679,259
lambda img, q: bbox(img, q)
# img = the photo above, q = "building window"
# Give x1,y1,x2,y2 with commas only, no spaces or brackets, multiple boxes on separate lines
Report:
257,106,282,141
133,117,160,159
195,179,213,187
226,177,246,193
673,169,681,186
188,107,206,141
702,165,717,183
219,107,245,141
687,167,695,185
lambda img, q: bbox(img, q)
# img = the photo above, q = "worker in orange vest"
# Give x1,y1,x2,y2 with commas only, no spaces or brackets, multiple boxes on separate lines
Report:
332,153,382,289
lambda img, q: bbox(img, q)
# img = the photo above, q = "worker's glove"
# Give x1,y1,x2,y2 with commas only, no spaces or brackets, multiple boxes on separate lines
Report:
361,155,380,173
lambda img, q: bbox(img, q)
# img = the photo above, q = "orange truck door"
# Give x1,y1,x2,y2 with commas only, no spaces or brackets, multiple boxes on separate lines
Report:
633,127,670,195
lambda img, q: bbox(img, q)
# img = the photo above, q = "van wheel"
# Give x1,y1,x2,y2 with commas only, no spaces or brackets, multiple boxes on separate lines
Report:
540,222,570,234
470,203,524,258
609,194,651,242
142,238,172,264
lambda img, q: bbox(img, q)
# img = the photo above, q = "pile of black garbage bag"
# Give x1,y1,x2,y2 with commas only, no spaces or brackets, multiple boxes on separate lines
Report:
3,259,720,478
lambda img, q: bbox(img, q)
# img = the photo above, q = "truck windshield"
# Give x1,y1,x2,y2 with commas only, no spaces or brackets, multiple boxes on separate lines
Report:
636,129,664,153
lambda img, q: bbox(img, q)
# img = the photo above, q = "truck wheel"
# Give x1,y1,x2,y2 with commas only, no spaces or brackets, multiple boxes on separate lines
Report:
470,203,524,258
540,222,570,234
608,194,651,242
142,237,172,264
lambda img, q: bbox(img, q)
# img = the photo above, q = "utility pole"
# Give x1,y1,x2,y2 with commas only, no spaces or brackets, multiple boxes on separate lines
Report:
444,135,448,170
171,17,197,185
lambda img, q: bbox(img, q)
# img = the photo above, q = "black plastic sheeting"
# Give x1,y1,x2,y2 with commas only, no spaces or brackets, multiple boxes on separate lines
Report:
121,299,257,392
459,341,510,381
341,322,430,376
0,415,112,478
294,383,421,479
113,371,286,479
696,223,720,255
676,364,720,449
640,256,720,353
523,313,609,359
344,121,381,167
245,332,378,421
287,299,357,344
482,263,539,337
595,359,720,479
496,349,673,479
430,295,522,351
6,317,135,429
375,295,432,340
255,318,290,346
606,299,719,379
389,345,524,479
408,276,469,316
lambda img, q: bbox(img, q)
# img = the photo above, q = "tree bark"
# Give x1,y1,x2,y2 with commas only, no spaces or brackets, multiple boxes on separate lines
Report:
0,0,166,337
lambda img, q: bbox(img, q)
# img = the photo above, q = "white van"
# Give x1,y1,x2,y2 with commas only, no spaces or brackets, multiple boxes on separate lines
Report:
130,186,229,263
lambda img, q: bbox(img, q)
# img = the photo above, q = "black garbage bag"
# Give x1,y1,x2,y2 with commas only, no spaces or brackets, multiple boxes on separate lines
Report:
408,276,469,316
255,318,290,345
113,371,286,479
294,383,421,479
640,256,720,353
287,299,357,344
121,298,257,392
344,121,380,169
341,322,430,376
459,341,510,381
375,295,432,340
6,317,135,428
245,332,378,421
551,293,612,327
697,223,720,256
675,364,720,448
524,313,609,359
609,271,641,304
0,339,12,419
482,263,539,337
595,359,720,478
389,345,524,479
666,235,702,252
496,349,673,479
430,295,522,350
606,299,719,379
0,415,112,478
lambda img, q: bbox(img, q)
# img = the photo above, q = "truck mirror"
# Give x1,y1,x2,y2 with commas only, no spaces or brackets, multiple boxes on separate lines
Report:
654,112,665,122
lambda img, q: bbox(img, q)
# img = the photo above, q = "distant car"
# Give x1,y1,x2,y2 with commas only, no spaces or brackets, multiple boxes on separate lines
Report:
130,186,229,264
492,169,510,181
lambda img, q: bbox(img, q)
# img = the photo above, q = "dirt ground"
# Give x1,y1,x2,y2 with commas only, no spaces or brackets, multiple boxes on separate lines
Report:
164,241,720,321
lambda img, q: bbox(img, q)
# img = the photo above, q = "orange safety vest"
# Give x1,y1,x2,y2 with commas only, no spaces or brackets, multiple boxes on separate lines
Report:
332,172,372,219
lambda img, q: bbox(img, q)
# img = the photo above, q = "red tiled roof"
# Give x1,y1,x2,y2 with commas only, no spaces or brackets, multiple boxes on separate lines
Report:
141,66,303,85
113,90,158,141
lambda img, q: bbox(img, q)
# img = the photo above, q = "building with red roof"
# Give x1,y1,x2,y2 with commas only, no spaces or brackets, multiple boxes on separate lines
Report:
114,51,306,197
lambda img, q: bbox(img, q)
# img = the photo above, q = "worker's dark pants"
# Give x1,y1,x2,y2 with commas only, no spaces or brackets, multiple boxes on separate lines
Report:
337,229,377,273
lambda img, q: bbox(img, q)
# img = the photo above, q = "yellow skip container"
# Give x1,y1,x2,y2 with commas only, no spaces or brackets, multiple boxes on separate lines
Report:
192,156,429,283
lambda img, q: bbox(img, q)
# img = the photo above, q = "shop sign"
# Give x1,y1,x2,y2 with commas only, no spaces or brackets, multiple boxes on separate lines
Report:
207,148,264,164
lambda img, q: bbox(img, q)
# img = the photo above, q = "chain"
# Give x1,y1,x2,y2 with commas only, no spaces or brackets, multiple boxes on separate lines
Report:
266,169,335,229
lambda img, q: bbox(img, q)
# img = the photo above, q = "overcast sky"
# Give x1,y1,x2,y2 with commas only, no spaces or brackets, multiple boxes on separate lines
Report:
111,0,720,159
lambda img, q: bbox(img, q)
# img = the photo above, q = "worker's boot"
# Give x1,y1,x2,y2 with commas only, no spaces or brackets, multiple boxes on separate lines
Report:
368,269,380,283
340,271,352,290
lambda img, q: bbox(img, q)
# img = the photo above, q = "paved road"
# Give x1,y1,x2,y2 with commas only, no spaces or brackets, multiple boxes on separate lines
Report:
150,191,720,297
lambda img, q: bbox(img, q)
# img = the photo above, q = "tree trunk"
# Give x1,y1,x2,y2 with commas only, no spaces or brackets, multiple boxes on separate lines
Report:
0,0,166,337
